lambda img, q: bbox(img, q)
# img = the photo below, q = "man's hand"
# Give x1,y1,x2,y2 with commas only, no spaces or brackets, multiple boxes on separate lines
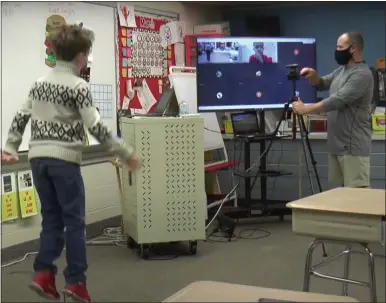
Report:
1,152,18,163
127,155,141,171
293,100,308,115
300,67,320,86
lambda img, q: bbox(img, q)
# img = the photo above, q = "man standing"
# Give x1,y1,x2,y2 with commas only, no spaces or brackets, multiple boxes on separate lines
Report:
293,32,373,188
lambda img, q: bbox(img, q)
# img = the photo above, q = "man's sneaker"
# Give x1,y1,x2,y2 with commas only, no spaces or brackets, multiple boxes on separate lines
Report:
62,283,91,303
29,271,60,300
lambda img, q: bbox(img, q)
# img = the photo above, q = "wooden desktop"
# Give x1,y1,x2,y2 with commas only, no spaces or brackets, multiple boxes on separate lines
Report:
287,187,385,303
163,281,359,302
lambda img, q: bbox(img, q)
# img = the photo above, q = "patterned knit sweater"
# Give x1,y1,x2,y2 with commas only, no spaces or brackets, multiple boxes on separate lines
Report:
3,61,133,164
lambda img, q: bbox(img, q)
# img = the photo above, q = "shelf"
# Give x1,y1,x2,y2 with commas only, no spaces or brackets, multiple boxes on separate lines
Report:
219,201,291,221
234,169,293,179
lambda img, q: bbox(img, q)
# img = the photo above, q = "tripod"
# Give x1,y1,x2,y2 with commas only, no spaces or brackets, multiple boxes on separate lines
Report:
275,65,328,257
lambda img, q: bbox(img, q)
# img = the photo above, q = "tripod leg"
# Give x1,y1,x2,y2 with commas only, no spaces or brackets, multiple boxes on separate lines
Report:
298,116,323,193
322,242,328,257
297,115,315,194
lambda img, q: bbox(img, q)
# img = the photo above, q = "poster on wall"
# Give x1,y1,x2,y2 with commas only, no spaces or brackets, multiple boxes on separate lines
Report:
117,13,176,113
117,3,136,27
1,173,19,222
17,171,38,219
45,14,66,67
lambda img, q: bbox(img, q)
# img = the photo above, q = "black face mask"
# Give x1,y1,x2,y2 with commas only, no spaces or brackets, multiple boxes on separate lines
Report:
335,46,353,65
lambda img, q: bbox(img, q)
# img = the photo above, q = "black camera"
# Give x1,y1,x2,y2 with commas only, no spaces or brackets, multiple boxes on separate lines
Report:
286,64,300,81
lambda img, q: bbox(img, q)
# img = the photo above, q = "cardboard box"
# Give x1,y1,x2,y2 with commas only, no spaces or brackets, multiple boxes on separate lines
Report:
193,22,230,35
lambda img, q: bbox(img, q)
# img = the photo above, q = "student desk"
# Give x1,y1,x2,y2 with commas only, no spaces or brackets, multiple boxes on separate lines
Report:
287,188,386,303
163,281,359,302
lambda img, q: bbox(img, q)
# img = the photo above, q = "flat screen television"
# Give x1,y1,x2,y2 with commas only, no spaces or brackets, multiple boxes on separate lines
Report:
196,36,317,112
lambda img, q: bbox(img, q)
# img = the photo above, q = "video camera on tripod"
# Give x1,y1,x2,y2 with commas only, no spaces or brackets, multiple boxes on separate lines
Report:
286,64,301,106
286,63,300,82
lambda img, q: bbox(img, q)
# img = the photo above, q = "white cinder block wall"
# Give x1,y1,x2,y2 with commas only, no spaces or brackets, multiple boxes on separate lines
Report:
1,2,222,249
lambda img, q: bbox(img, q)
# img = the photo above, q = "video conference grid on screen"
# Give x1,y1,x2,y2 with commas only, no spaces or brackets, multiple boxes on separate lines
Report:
197,37,317,111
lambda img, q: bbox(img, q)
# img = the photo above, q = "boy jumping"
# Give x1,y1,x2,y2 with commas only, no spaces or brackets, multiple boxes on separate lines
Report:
1,24,140,302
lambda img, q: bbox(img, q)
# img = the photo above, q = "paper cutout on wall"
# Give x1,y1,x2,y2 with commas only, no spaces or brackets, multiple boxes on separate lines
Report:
117,3,136,27
139,79,157,112
159,21,185,48
17,171,38,219
1,173,19,222
122,68,127,78
45,15,66,68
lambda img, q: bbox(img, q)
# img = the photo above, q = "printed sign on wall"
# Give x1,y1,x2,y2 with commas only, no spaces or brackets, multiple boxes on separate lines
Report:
17,170,38,218
1,173,19,222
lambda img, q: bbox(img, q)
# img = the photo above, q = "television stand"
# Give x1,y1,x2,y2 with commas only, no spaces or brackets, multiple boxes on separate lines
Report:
223,111,292,222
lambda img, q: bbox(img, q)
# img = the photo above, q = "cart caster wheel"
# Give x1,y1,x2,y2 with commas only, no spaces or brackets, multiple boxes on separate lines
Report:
189,241,197,255
126,237,137,249
139,245,150,260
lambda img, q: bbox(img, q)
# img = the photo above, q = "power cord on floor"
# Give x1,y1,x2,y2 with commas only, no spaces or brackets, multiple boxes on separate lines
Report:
205,183,240,230
206,222,271,243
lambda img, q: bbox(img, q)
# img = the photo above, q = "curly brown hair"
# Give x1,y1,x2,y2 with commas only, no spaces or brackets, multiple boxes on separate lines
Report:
50,24,94,61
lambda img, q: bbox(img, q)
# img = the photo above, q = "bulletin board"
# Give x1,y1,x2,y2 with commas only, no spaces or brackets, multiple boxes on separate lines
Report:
117,10,178,113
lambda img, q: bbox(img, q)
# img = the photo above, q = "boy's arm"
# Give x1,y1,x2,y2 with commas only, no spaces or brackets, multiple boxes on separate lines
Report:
3,93,33,155
74,82,134,162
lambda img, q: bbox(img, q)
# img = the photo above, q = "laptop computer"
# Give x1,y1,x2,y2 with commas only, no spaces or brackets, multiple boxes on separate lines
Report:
230,111,286,138
230,111,261,137
132,88,178,117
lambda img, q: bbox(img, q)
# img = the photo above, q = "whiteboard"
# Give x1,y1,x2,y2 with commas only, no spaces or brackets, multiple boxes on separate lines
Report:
1,2,117,151
169,70,224,151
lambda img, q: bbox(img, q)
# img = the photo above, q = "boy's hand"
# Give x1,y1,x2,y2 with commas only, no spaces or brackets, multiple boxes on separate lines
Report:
127,155,141,171
1,152,18,163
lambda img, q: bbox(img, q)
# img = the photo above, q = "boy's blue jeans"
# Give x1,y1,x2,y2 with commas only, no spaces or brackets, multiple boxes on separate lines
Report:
30,158,87,284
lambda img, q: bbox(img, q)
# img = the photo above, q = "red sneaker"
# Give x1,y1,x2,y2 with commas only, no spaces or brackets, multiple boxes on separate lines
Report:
29,271,60,300
62,283,91,303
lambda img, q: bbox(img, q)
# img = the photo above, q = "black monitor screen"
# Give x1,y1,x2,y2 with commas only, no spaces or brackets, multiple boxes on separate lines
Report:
231,112,259,134
197,37,317,112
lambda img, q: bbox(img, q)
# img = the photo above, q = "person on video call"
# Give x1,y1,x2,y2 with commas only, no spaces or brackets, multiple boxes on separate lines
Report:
249,42,273,64
205,43,213,62
292,32,373,188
